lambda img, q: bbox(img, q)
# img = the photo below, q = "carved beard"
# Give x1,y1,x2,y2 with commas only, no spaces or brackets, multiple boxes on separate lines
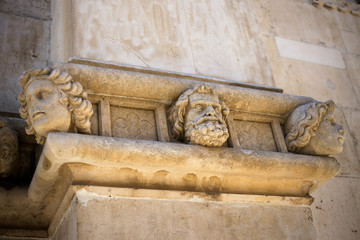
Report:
184,117,229,147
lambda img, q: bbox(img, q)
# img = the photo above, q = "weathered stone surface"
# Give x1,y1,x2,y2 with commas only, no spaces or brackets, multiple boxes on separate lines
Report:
53,199,77,240
252,0,346,50
26,132,340,206
182,0,274,85
53,61,311,116
53,187,316,240
342,107,360,171
71,0,195,73
0,12,50,113
275,37,345,69
311,177,360,240
344,54,360,103
261,35,359,109
0,0,51,20
0,121,18,179
341,30,360,54
52,0,274,85
234,120,277,151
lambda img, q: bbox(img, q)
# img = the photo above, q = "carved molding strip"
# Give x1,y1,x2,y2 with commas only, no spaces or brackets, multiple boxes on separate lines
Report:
312,0,360,16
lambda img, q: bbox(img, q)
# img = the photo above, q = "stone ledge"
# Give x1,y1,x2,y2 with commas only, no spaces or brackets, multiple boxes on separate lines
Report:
28,132,340,204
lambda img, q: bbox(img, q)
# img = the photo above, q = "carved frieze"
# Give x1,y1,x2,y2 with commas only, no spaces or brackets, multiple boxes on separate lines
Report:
18,68,93,144
1,60,344,235
111,107,157,140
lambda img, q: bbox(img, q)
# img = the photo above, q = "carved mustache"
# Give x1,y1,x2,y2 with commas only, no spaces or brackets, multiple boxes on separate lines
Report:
194,116,224,126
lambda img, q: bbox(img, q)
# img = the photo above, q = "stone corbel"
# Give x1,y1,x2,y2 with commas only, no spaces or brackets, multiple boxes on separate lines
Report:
1,58,343,235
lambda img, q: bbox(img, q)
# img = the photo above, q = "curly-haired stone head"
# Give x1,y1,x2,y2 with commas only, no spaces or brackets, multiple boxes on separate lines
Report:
168,85,229,147
285,100,344,156
18,68,93,145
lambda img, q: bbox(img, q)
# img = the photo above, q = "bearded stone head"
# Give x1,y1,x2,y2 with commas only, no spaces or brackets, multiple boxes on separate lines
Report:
168,85,230,147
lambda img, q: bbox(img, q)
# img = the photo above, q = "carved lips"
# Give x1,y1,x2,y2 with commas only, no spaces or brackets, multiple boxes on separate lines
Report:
194,116,222,126
32,111,46,121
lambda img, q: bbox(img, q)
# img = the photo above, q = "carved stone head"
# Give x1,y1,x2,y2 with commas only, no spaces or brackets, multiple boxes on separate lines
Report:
18,68,93,144
0,122,18,178
285,100,345,156
168,85,230,147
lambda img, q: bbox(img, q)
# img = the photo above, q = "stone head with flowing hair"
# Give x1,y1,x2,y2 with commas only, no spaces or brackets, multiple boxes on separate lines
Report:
285,100,344,155
168,85,229,147
18,68,93,144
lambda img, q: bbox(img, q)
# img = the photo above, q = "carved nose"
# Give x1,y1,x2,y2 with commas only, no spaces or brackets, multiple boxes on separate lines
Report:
205,106,216,116
338,127,344,135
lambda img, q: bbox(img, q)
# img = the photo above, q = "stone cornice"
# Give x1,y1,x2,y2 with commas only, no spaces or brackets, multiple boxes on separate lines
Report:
29,132,339,203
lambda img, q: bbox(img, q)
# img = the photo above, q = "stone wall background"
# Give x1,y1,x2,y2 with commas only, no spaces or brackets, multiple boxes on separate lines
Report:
0,0,359,239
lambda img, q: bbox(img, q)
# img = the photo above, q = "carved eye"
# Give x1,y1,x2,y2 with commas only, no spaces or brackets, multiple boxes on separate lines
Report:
37,92,44,100
195,104,203,111
37,91,50,100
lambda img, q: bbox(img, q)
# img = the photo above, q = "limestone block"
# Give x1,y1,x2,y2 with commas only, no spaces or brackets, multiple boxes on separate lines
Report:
301,5,346,51
69,0,195,73
311,177,360,240
57,187,316,240
341,30,360,54
53,199,77,240
252,0,346,50
182,0,273,85
53,0,274,85
275,37,345,69
342,107,360,167
0,0,51,20
0,12,50,113
261,35,358,109
344,54,360,103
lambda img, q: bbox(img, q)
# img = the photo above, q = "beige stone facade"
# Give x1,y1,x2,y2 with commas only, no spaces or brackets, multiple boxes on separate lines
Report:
1,0,359,239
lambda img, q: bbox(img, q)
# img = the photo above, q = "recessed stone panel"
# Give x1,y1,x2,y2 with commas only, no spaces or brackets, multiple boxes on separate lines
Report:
110,106,157,141
234,120,277,151
90,103,99,135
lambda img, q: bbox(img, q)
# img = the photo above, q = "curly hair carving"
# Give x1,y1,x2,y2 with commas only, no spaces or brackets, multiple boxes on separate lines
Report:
285,100,335,153
18,68,93,144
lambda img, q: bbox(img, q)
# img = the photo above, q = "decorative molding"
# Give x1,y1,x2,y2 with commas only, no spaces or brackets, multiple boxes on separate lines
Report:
312,0,360,16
